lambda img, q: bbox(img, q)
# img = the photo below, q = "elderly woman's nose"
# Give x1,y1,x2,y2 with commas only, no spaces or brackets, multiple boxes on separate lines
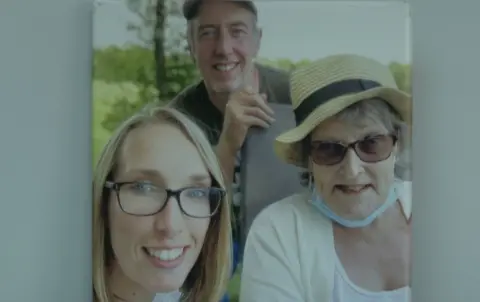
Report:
341,149,364,177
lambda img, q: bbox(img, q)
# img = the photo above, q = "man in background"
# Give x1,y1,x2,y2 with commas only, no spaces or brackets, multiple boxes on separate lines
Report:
169,0,290,233
167,0,291,292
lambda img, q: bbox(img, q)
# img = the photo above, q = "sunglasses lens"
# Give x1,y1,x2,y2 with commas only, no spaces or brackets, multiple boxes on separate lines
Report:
356,135,395,161
311,142,346,165
311,135,396,165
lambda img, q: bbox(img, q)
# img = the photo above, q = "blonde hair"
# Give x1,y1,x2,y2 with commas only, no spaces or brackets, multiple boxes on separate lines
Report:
92,106,232,302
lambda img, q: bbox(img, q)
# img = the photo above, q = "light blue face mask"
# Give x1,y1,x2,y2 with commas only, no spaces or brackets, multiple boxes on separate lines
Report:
310,183,399,228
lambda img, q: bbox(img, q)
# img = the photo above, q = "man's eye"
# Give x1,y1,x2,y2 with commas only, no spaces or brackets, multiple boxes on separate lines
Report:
231,29,246,37
200,30,215,37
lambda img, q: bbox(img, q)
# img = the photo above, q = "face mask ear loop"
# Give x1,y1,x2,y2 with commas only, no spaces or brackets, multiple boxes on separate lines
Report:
308,173,314,192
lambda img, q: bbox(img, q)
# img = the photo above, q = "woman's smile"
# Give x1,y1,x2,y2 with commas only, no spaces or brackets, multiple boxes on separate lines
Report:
144,246,189,269
334,184,372,195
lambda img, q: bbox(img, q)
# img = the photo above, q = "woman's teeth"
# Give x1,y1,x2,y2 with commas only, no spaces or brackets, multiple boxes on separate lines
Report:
336,185,370,193
146,248,184,261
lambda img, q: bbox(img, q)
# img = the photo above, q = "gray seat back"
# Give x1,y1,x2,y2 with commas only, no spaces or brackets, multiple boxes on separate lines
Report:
240,103,305,249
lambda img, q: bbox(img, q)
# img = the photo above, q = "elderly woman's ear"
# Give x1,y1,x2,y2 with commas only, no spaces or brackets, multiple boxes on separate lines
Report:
307,158,313,173
299,171,310,187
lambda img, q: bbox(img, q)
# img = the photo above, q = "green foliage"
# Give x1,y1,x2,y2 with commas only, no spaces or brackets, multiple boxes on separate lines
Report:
93,45,155,84
227,266,242,301
93,46,411,143
258,57,313,72
92,81,140,165
94,0,198,134
94,45,199,133
92,48,411,164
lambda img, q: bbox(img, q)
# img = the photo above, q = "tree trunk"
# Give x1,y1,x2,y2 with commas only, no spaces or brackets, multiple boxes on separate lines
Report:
154,0,167,100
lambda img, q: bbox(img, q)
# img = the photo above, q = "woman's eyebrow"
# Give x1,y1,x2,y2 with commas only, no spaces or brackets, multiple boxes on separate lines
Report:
313,131,384,143
117,168,164,181
118,168,212,187
188,173,211,185
311,136,343,143
362,131,386,139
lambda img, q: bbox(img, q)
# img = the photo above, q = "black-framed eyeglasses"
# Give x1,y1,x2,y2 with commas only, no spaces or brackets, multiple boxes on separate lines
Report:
309,134,398,166
105,181,226,218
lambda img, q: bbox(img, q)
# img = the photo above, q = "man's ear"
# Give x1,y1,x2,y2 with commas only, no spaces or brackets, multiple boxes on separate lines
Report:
187,40,196,64
257,27,263,43
188,43,194,59
252,27,262,57
186,23,196,62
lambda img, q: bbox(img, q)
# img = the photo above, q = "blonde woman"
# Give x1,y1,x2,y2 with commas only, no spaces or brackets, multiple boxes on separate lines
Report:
240,54,412,302
93,106,232,302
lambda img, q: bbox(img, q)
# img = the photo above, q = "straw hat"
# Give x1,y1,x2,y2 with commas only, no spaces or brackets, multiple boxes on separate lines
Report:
274,54,412,167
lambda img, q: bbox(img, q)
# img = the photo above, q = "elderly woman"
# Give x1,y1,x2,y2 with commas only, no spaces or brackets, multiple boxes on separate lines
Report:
93,106,232,302
239,54,412,302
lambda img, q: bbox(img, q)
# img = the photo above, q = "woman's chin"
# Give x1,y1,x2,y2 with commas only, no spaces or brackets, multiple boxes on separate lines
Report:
154,284,182,295
140,276,183,295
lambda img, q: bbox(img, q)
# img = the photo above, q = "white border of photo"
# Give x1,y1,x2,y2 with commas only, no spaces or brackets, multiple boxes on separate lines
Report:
1,0,479,301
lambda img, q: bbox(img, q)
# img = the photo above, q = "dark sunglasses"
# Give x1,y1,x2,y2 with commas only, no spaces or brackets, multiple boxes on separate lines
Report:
309,134,398,166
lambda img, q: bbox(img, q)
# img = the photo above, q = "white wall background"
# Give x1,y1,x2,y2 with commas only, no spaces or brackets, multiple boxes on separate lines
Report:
0,0,479,301
0,0,92,300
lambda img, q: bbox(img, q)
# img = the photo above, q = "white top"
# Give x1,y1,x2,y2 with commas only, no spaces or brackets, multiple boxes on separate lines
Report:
239,182,412,302
332,252,410,302
153,291,181,302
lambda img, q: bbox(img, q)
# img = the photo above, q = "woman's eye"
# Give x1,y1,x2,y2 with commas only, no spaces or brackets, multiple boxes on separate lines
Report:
363,135,387,147
130,182,155,192
315,142,342,154
186,188,207,198
364,138,379,145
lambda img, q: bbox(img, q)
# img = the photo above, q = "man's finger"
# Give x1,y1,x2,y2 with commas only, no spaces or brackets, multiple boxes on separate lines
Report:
230,90,274,117
244,85,255,94
244,106,275,124
250,93,274,116
242,115,270,129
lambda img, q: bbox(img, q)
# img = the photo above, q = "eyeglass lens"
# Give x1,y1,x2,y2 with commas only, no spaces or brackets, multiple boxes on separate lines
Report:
117,182,223,217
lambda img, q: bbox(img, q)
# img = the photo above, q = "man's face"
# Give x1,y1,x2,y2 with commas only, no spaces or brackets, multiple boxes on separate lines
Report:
189,1,261,93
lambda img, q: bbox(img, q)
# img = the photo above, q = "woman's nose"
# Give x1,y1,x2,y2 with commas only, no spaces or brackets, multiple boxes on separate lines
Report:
153,196,186,238
341,148,364,177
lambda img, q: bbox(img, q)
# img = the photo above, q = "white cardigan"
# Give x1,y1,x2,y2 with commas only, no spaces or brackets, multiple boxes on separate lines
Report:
239,182,412,302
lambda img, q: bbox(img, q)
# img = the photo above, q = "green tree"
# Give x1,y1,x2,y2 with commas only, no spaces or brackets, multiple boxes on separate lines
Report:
258,58,411,93
93,46,156,84
257,57,312,72
100,0,199,133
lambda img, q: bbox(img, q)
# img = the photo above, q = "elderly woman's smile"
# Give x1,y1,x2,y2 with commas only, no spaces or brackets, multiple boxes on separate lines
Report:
334,184,371,194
